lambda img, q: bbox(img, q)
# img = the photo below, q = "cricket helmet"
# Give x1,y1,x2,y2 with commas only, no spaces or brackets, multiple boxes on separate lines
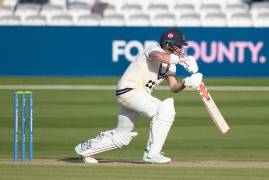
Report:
159,29,188,54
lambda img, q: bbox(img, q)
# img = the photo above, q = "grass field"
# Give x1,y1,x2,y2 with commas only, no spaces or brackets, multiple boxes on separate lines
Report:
1,77,269,180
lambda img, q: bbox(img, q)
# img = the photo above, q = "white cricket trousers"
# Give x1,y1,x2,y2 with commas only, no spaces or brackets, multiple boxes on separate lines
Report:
115,89,161,133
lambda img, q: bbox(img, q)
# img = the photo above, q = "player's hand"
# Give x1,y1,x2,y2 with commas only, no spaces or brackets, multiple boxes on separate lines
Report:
183,73,203,89
179,55,198,74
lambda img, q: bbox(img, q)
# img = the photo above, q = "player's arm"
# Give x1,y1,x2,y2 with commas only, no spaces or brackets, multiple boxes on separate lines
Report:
167,73,204,93
166,75,186,93
149,51,199,74
149,51,171,64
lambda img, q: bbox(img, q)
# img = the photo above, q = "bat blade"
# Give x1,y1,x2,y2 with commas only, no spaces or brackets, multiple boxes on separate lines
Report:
198,83,230,134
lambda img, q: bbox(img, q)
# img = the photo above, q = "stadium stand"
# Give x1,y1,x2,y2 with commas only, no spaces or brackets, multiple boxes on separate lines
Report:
226,3,249,18
49,0,66,6
14,3,40,20
68,0,96,6
251,1,269,18
0,5,13,17
147,4,170,19
0,15,21,25
253,12,269,27
121,4,143,19
2,0,17,7
202,0,227,11
22,15,47,25
74,14,100,26
48,14,73,25
0,0,269,27
151,13,176,27
40,4,65,19
228,12,253,27
202,12,227,27
68,2,92,20
174,4,196,16
175,0,202,12
228,0,247,5
99,14,125,26
177,13,201,27
125,14,150,26
102,4,116,16
20,0,48,4
200,4,223,19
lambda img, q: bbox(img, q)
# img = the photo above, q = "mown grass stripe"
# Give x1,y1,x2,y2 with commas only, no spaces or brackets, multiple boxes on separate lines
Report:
0,85,269,91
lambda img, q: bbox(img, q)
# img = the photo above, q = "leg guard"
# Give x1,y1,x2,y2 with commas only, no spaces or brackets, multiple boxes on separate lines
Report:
146,98,175,158
75,129,138,157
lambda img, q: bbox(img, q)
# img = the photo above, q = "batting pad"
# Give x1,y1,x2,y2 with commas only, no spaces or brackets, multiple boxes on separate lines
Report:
147,98,175,158
75,129,137,157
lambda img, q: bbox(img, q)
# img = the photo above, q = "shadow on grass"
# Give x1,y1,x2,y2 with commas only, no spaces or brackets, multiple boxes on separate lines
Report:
61,157,144,164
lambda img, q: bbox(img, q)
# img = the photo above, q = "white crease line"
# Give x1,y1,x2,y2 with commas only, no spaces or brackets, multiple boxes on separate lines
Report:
0,85,269,91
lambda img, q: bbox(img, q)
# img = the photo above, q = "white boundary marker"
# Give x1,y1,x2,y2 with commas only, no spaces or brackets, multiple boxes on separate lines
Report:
0,85,269,91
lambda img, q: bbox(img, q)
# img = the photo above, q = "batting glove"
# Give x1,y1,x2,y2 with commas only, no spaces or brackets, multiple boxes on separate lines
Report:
183,73,203,89
179,55,199,74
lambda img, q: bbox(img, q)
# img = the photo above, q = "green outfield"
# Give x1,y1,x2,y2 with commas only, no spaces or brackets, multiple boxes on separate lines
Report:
0,77,269,180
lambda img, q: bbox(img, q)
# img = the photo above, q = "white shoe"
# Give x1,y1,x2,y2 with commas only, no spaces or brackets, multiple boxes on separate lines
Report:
83,156,98,164
143,150,171,164
75,143,98,163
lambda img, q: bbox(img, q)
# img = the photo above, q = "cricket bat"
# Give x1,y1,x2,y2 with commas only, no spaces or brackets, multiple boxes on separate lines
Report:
197,82,230,134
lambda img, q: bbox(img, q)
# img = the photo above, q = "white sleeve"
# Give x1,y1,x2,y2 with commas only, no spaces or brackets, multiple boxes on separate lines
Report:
166,64,176,76
144,44,164,59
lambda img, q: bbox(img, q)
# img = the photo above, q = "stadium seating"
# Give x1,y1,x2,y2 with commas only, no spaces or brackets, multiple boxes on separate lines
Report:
227,0,245,5
40,4,65,19
0,5,13,17
74,14,100,26
49,0,66,6
177,13,201,27
200,4,223,19
147,4,170,18
15,3,40,20
251,1,269,18
202,0,227,11
0,15,21,25
68,3,92,20
253,12,269,27
48,14,73,26
121,4,143,19
175,0,202,11
22,15,47,25
151,13,176,27
68,0,96,7
125,14,150,26
174,4,196,16
2,0,17,7
0,0,268,27
226,3,249,18
103,5,117,16
100,14,125,26
227,12,253,27
202,13,227,27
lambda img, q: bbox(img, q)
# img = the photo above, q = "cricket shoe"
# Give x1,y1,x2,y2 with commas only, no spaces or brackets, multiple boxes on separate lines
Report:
143,150,171,164
83,156,98,164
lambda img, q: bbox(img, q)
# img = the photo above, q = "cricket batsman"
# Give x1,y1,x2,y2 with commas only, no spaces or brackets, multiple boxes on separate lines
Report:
75,28,203,164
